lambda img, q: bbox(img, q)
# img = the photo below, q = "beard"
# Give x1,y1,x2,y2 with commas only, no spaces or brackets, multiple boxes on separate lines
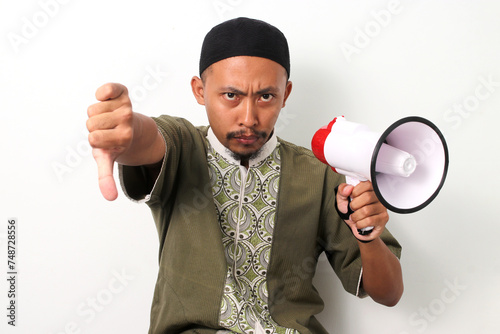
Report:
226,147,264,162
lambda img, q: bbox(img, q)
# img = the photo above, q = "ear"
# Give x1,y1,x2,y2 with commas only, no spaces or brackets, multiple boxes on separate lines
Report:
191,76,205,105
281,80,293,108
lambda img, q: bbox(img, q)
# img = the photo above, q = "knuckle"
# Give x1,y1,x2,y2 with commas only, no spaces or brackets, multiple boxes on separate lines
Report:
88,132,98,147
120,108,133,123
357,205,370,217
120,127,133,144
364,216,376,227
86,118,94,132
87,104,96,117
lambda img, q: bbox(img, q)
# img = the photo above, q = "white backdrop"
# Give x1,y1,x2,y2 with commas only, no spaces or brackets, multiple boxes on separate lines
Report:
2,1,499,333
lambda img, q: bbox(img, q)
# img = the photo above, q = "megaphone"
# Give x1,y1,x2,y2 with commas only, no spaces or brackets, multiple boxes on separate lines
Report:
311,116,449,233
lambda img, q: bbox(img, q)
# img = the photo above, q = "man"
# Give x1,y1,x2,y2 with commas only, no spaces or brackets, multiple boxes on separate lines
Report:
87,17,403,334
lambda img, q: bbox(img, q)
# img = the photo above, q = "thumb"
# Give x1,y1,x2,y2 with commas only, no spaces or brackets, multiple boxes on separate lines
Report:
93,148,118,201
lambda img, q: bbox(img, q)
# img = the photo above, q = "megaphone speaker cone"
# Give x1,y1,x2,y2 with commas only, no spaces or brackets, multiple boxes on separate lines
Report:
371,117,449,214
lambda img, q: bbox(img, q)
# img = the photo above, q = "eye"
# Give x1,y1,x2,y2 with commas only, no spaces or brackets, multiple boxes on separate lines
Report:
260,94,274,102
223,92,237,101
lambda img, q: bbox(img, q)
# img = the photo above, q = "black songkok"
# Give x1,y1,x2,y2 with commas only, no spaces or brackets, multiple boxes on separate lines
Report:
199,17,290,78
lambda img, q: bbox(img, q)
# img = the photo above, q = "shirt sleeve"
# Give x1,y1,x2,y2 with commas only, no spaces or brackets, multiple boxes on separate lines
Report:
320,168,402,298
118,130,167,203
118,115,207,205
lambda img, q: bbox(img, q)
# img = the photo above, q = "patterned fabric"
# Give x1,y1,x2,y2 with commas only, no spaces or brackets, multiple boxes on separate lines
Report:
207,142,299,334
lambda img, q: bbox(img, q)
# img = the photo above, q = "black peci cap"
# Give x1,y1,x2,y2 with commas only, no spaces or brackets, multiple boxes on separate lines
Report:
199,17,290,78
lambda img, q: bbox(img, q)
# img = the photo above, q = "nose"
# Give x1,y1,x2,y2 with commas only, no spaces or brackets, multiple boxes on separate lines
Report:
239,99,258,128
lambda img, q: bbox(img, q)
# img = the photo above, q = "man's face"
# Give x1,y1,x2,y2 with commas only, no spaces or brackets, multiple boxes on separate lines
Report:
192,56,292,162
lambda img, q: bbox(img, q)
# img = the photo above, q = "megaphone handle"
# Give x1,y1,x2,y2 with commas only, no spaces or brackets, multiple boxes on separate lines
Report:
344,176,374,236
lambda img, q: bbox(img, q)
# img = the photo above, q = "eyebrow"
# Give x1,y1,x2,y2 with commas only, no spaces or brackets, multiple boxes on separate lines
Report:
221,86,279,96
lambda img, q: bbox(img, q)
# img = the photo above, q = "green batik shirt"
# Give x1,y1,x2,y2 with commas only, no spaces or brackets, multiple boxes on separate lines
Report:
206,128,299,334
119,116,402,334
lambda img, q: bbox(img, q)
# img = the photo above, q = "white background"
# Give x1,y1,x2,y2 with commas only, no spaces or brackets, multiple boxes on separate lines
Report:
1,0,499,333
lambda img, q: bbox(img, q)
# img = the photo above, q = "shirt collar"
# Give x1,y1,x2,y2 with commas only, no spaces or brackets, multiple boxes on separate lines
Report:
207,127,278,167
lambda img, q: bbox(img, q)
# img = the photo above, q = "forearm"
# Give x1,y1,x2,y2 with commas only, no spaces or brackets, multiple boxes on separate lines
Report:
359,237,403,306
116,112,165,166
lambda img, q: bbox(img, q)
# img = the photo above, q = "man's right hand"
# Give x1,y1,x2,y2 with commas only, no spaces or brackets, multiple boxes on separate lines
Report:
87,83,134,201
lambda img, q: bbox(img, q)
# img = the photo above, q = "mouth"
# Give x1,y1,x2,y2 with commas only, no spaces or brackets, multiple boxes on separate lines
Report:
234,134,260,145
227,130,267,146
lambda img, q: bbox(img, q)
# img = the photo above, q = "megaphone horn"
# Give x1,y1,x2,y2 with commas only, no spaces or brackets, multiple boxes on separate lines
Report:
312,115,449,217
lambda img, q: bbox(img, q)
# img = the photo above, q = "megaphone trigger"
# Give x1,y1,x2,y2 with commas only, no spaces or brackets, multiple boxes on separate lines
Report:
334,186,374,239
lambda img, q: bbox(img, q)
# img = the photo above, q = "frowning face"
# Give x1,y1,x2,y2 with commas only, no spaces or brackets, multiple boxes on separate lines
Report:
191,56,292,164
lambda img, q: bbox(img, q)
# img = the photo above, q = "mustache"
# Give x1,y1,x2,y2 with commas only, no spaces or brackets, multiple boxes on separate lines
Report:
226,129,268,140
